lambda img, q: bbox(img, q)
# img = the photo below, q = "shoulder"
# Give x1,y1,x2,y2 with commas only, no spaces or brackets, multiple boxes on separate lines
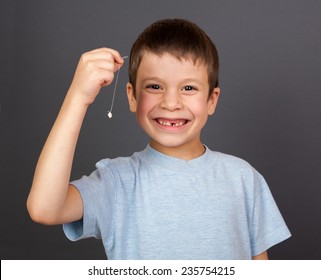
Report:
93,150,145,178
206,148,265,185
207,148,255,171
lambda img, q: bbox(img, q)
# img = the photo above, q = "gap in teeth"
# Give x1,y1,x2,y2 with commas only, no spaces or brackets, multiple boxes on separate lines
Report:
157,119,186,126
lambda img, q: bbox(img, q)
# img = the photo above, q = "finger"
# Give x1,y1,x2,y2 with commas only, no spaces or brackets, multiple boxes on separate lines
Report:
89,59,115,71
87,59,123,75
86,48,124,65
95,68,115,87
81,54,124,74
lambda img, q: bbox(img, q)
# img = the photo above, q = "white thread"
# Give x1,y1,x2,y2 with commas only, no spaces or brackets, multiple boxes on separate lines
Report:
107,56,128,118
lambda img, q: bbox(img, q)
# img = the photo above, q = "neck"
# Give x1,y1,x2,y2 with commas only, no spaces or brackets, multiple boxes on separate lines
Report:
149,141,206,160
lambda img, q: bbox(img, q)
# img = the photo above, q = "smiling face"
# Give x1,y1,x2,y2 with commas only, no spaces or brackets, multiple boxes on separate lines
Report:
127,52,220,159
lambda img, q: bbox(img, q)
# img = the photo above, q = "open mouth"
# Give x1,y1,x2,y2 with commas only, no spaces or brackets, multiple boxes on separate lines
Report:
155,118,189,127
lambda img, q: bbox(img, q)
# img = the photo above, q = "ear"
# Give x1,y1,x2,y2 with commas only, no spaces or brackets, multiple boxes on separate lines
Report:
207,87,220,115
126,82,137,112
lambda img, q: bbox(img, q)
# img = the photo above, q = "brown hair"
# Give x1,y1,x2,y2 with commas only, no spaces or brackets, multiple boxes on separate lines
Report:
128,18,219,96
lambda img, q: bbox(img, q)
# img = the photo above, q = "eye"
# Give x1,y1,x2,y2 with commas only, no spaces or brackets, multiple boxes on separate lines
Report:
145,84,163,93
147,84,161,90
182,85,198,93
184,85,195,91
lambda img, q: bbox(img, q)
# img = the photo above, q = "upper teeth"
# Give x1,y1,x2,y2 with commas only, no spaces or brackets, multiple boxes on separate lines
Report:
158,120,186,127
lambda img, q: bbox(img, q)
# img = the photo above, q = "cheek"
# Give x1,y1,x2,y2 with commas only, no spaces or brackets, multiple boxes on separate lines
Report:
136,94,155,118
189,98,209,117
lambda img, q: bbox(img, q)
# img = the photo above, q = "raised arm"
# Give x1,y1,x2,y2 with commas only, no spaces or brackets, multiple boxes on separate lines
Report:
27,48,125,225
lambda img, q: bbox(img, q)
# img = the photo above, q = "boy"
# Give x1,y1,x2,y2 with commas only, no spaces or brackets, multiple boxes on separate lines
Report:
27,19,291,259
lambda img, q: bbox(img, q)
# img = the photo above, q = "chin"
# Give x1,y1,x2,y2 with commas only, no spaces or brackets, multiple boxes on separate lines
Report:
150,137,197,150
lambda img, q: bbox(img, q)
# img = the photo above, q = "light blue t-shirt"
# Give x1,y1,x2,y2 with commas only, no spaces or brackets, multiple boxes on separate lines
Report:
63,145,291,259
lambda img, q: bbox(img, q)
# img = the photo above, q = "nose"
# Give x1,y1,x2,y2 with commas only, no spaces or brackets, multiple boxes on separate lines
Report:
160,90,183,111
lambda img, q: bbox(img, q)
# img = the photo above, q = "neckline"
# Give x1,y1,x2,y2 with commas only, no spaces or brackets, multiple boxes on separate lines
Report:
140,144,214,174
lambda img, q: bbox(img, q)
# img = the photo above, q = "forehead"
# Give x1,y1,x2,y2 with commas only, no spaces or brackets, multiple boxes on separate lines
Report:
137,51,208,81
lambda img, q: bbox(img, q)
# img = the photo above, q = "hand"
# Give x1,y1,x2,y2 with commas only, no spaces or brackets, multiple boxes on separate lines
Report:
68,48,124,106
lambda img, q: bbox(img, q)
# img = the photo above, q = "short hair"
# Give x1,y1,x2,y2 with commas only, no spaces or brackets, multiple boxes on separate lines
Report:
128,18,219,96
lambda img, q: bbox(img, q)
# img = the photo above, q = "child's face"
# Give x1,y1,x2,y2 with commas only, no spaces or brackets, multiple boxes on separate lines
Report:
127,52,220,159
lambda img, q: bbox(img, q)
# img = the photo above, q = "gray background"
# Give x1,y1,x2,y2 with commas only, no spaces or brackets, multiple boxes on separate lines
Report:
1,0,320,259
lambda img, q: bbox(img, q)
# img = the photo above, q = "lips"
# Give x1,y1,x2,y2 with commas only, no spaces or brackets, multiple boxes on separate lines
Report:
155,118,189,127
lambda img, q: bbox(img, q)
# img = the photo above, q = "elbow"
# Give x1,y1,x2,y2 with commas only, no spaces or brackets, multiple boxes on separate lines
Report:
26,197,59,225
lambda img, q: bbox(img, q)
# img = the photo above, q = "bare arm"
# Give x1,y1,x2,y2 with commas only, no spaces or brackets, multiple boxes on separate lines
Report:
27,48,124,225
252,251,268,260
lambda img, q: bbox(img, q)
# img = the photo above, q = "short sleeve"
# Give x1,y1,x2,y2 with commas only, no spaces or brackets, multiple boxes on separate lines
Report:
250,173,291,256
63,160,116,243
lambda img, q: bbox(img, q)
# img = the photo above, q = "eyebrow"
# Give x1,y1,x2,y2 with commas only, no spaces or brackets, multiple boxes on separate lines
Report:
140,77,205,85
140,77,162,83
